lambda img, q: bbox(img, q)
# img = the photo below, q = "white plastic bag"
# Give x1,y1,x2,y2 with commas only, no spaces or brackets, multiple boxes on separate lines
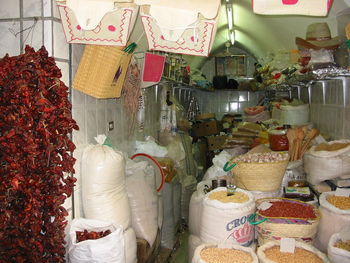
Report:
328,229,350,263
81,135,131,229
193,243,258,263
68,218,124,263
203,150,232,180
181,176,197,223
304,140,350,185
125,159,158,247
134,136,168,157
315,191,350,252
272,104,309,125
124,228,137,263
199,187,256,247
189,190,205,236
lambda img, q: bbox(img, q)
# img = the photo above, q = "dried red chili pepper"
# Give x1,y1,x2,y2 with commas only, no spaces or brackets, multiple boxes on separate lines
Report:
0,45,79,262
76,230,112,243
259,200,316,219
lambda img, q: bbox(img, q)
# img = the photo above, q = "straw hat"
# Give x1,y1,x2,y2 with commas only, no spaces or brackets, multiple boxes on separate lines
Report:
296,23,342,50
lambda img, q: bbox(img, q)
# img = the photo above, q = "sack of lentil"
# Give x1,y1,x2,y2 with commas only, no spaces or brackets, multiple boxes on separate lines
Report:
249,198,320,245
199,187,256,247
314,192,350,252
192,244,258,263
327,230,350,263
257,240,330,263
188,235,202,263
304,140,350,185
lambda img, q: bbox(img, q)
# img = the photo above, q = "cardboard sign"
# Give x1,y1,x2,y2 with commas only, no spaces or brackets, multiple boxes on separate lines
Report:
280,238,296,253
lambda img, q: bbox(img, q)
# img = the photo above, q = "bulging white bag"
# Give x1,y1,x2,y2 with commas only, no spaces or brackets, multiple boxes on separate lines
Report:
203,150,232,180
199,187,256,247
68,218,124,263
189,190,205,237
328,229,350,263
125,159,158,247
304,140,350,185
193,244,258,263
188,235,202,263
272,104,309,125
81,135,131,229
124,228,137,263
315,191,350,252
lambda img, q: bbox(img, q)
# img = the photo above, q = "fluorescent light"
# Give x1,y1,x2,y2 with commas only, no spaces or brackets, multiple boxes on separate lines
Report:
230,30,235,45
227,6,233,30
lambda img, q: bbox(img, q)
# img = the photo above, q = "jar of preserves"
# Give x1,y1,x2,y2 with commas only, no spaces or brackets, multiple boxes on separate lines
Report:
268,127,289,151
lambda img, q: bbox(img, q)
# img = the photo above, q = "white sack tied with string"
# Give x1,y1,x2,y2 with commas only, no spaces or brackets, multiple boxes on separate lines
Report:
81,135,131,229
125,159,158,247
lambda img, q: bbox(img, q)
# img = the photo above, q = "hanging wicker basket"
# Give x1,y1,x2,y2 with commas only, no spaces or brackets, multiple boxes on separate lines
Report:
73,45,132,99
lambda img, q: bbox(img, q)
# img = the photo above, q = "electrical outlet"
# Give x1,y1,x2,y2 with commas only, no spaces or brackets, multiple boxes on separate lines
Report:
108,121,114,131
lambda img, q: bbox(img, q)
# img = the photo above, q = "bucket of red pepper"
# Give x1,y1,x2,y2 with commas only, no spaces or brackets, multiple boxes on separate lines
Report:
248,198,320,246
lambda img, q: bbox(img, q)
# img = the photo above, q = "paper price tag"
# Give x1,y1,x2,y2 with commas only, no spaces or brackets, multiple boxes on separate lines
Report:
280,238,296,253
335,188,350,197
257,201,272,211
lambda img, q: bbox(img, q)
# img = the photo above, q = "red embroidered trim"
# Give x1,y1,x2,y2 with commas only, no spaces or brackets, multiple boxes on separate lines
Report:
143,16,214,55
62,7,132,43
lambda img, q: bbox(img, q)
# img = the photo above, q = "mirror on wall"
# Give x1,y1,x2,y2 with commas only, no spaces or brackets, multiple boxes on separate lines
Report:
215,55,247,77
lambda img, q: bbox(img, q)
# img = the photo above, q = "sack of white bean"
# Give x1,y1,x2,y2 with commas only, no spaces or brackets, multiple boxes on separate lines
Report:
257,240,330,263
314,192,350,252
199,187,256,247
192,244,258,263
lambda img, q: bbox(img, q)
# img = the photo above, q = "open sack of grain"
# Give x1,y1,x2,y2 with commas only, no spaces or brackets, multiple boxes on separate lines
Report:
327,226,350,263
229,152,289,192
199,187,256,247
314,191,350,252
192,244,258,263
257,240,329,263
249,198,320,245
304,140,350,185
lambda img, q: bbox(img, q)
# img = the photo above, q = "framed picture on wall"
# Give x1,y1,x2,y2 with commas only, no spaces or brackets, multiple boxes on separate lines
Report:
215,55,246,77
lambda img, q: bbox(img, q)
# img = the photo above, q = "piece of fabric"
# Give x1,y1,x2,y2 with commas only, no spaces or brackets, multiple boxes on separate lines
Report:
142,53,165,82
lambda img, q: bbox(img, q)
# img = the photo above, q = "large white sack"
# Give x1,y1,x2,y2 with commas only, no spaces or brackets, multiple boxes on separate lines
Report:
161,183,175,249
188,235,202,263
304,140,350,185
199,187,256,247
124,228,137,263
81,135,131,229
257,240,329,263
193,244,258,263
173,182,182,227
272,104,309,125
188,191,204,236
68,218,124,263
328,230,350,263
315,191,350,253
125,160,158,247
181,176,197,223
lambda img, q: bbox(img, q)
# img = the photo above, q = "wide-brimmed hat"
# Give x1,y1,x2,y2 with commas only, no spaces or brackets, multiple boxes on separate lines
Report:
296,23,342,50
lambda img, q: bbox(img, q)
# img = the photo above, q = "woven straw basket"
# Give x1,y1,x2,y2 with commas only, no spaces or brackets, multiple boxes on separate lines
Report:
249,198,320,246
73,45,132,99
232,159,288,192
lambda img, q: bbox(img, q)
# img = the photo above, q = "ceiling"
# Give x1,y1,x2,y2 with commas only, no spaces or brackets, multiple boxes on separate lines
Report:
130,0,350,70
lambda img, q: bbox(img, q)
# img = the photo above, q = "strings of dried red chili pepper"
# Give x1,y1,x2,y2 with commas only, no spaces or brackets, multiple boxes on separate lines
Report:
0,45,79,263
259,201,317,219
76,230,112,243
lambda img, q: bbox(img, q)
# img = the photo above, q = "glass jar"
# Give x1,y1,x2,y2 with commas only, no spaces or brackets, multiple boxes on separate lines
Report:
268,127,289,151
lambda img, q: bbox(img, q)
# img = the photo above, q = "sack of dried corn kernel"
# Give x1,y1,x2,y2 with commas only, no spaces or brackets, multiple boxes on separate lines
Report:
327,230,350,263
193,243,258,263
315,192,350,252
199,187,256,247
257,240,329,263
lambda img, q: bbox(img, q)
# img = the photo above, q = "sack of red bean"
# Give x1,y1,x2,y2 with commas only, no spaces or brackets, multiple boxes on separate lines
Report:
193,244,259,263
314,191,350,253
68,218,125,263
257,240,330,263
248,198,320,245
